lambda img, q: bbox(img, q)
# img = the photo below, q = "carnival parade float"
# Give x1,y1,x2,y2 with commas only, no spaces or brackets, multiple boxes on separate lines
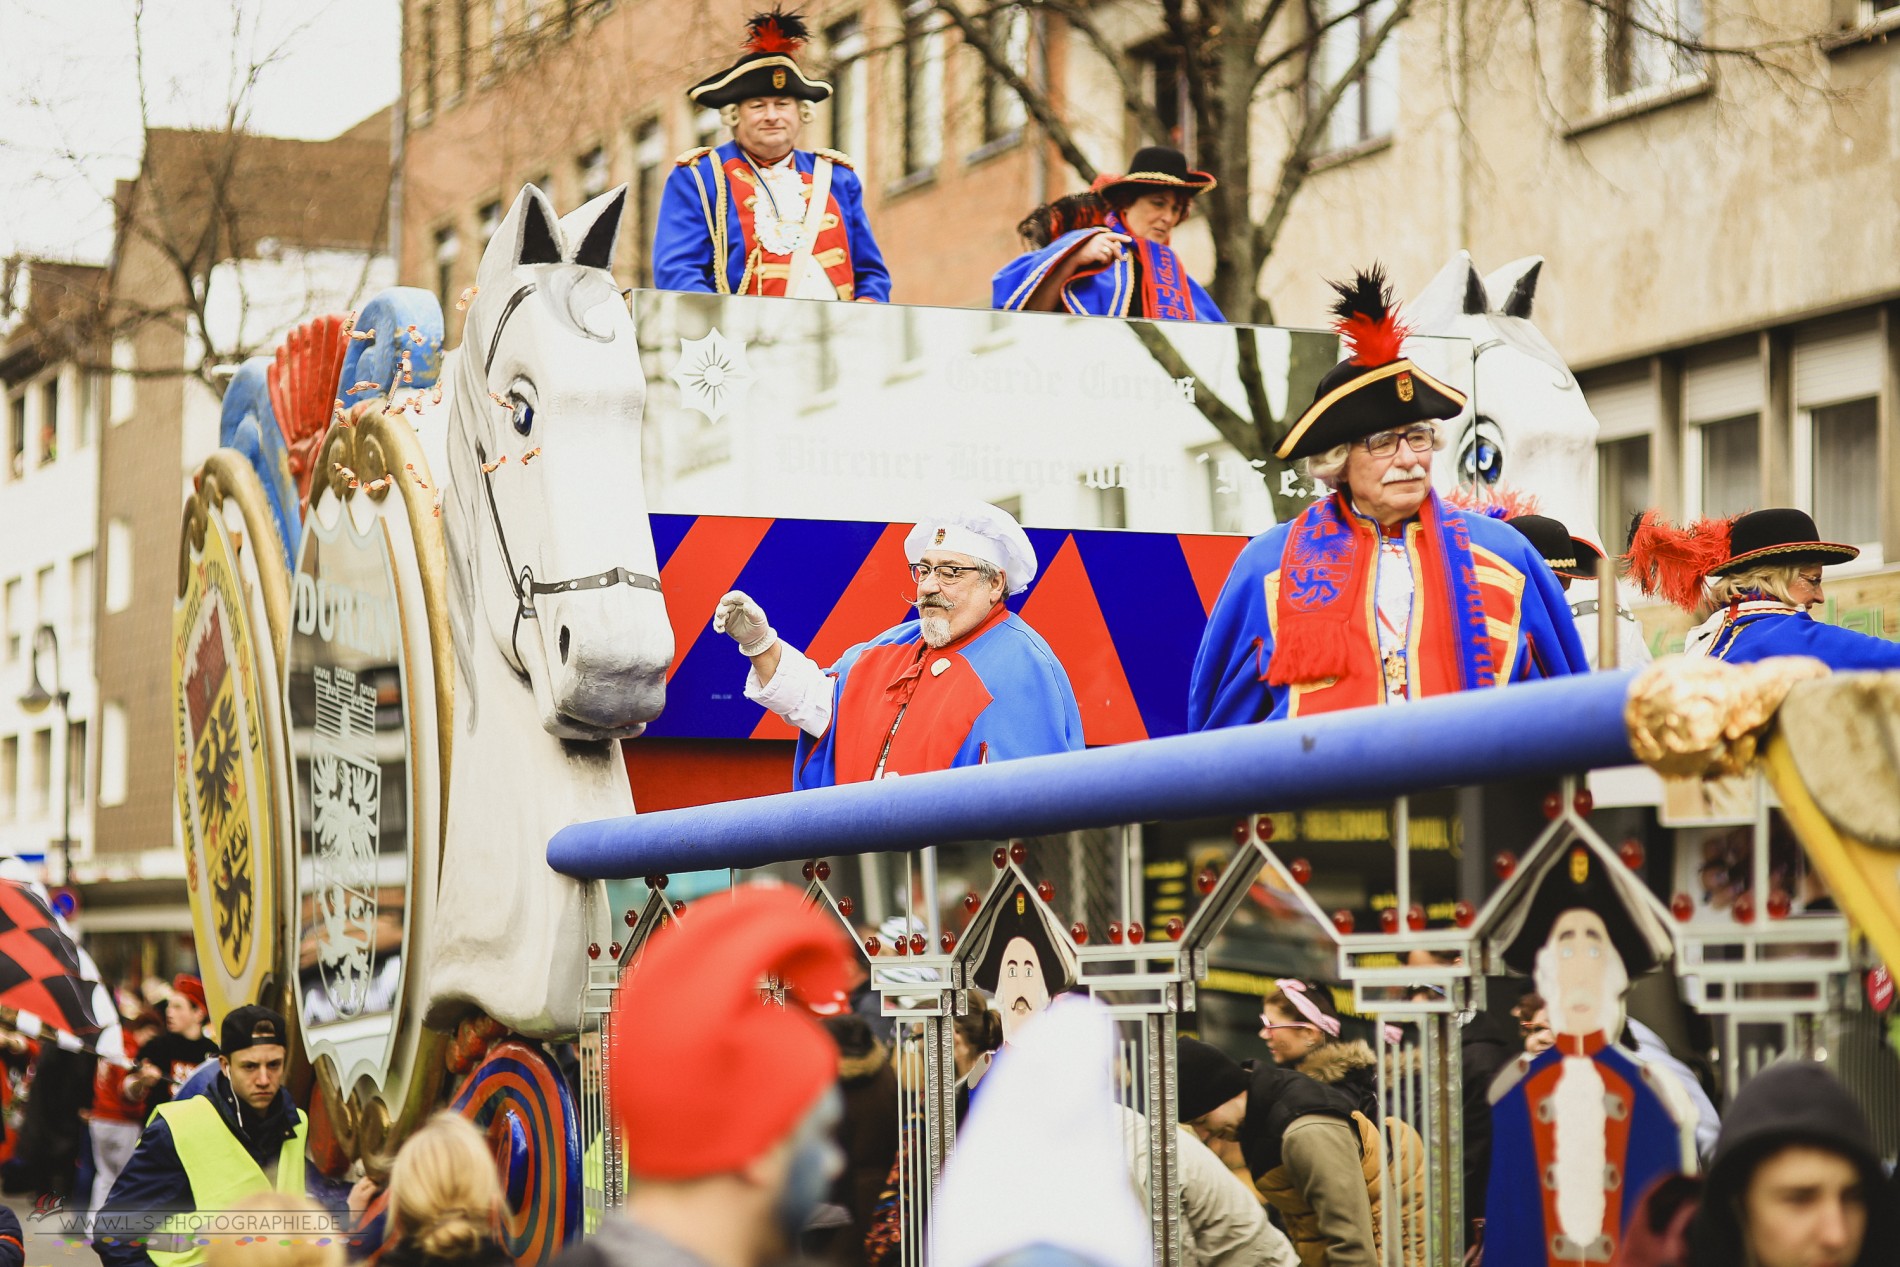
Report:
175,183,1900,1264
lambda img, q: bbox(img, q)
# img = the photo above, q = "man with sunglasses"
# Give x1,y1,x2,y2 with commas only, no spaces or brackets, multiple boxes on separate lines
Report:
1190,267,1587,726
714,503,1083,789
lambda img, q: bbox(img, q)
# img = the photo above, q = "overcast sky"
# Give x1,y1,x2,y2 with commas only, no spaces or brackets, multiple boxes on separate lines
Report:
0,0,399,264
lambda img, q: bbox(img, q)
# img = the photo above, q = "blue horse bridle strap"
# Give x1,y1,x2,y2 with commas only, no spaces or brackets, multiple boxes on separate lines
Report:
476,281,663,622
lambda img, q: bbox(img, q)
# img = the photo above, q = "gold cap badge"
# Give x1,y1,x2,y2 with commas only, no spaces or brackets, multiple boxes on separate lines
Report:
933,527,946,545
1396,371,1415,402
1569,847,1589,884
772,68,787,89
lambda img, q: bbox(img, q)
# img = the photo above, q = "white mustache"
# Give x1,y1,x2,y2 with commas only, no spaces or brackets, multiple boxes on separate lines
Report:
911,596,956,612
1382,464,1428,485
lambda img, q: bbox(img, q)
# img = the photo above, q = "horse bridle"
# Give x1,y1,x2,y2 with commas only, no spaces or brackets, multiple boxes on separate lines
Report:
475,281,663,641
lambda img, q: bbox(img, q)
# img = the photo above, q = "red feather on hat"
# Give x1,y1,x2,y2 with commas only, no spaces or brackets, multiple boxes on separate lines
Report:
1624,510,1733,611
745,6,810,54
1328,263,1410,367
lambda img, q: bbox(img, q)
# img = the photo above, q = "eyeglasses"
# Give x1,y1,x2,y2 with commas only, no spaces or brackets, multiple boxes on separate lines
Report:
1362,426,1436,457
1259,1020,1320,1034
1795,572,1824,589
910,563,986,584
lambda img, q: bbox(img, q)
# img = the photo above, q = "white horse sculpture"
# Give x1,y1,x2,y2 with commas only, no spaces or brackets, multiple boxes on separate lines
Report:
423,184,673,1036
1404,252,1605,550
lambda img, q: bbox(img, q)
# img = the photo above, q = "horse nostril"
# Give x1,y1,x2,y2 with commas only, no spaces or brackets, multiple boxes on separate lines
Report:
559,625,571,665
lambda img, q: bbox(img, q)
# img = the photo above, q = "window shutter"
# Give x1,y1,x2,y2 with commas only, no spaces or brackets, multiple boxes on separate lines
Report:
1683,356,1762,423
1793,320,1881,407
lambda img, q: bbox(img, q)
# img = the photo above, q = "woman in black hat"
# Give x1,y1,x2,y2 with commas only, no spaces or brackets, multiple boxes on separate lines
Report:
1626,508,1900,669
992,146,1224,322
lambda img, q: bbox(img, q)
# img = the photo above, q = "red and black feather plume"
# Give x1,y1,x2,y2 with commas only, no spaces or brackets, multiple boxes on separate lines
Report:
745,6,811,54
1624,509,1733,611
1327,262,1409,366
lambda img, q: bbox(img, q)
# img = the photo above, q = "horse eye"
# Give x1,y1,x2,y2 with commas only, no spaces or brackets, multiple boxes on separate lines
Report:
1459,433,1503,485
512,399,534,436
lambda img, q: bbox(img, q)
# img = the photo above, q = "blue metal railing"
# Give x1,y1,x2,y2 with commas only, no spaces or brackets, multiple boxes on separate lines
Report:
548,669,1639,878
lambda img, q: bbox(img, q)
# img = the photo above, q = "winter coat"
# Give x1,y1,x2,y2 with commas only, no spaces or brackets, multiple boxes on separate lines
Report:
1292,1041,1427,1267
1235,1066,1376,1267
830,1036,901,1266
1457,1007,1519,1237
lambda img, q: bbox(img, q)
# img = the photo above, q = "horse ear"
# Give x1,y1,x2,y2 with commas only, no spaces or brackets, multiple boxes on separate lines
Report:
1483,256,1544,320
517,185,563,266
561,185,628,271
1462,263,1489,316
1403,251,1480,335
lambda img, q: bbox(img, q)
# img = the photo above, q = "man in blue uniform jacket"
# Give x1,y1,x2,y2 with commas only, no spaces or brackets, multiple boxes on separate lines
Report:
654,9,890,302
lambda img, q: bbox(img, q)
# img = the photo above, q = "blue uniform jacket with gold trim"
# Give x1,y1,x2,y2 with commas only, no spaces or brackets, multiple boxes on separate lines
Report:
1698,604,1900,669
653,142,892,301
1187,502,1588,727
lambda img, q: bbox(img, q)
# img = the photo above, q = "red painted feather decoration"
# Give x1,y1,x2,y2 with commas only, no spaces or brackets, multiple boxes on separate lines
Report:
1327,263,1409,366
746,7,810,54
1624,510,1733,611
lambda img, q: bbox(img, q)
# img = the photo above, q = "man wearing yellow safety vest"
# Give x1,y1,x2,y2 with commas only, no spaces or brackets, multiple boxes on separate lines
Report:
95,1006,315,1267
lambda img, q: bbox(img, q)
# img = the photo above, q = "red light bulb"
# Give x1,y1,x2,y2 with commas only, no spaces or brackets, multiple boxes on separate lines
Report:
864,935,881,956
1165,917,1184,940
1010,841,1028,865
815,861,831,882
1733,892,1756,924
608,942,622,959
909,932,927,954
839,897,855,918
1493,851,1518,880
1407,904,1426,932
1453,900,1476,928
1767,890,1791,920
1573,789,1595,816
1036,880,1055,903
1196,868,1218,895
1541,792,1562,821
940,932,957,952
893,937,909,956
1332,909,1355,934
1290,858,1312,885
1107,922,1124,944
1619,840,1645,870
1070,922,1089,945
1254,814,1276,841
801,861,815,880
962,891,981,913
1670,893,1694,922
671,900,686,916
623,909,637,928
1380,908,1399,934
992,848,1008,869
1232,820,1250,846
587,943,600,960
1127,922,1145,944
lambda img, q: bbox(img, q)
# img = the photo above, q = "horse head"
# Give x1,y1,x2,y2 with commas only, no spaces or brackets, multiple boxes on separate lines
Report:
1405,252,1605,550
443,183,672,740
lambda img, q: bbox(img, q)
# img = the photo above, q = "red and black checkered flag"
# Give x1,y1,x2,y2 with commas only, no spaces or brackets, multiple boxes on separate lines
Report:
0,878,124,1061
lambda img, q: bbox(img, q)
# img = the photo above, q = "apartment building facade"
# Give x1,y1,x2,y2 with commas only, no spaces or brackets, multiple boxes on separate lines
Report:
0,260,106,888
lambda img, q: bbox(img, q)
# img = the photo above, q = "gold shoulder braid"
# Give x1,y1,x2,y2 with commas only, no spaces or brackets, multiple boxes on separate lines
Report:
815,147,855,170
674,146,714,167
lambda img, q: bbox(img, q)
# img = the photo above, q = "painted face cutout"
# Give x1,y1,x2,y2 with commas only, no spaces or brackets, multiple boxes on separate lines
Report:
1547,908,1615,1037
994,935,1052,1042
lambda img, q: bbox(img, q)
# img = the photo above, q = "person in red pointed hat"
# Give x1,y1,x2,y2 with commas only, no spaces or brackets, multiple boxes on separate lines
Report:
556,885,853,1267
1625,508,1900,669
653,8,891,302
1188,265,1588,727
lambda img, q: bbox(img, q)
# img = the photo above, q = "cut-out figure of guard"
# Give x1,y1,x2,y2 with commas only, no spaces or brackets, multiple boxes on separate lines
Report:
1484,844,1694,1266
971,883,1078,1046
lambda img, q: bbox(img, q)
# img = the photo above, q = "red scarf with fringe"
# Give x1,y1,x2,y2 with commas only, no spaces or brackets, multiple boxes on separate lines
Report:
1268,491,1496,712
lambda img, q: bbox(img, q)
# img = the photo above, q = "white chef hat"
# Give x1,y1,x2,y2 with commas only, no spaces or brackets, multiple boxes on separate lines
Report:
904,503,1038,595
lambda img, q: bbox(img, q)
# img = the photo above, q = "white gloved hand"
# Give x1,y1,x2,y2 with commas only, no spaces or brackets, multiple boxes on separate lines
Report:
713,590,777,658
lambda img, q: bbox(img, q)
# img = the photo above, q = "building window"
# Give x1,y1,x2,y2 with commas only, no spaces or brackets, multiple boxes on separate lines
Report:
577,145,609,199
2,579,18,661
902,3,946,176
632,121,666,286
105,518,133,614
29,729,51,819
1142,45,1196,159
1697,415,1759,519
694,108,721,150
1598,435,1651,558
0,737,15,820
7,394,23,479
99,702,127,808
1806,397,1879,547
827,17,868,160
76,372,97,448
1095,480,1128,529
420,1,440,116
451,0,470,97
39,378,58,466
1863,0,1900,23
1315,0,1399,152
110,339,134,424
981,4,1029,145
34,565,54,632
70,551,92,646
433,225,460,314
1600,0,1703,103
67,718,87,809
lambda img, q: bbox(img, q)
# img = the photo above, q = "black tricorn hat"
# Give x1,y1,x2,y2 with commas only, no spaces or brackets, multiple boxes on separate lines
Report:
1092,146,1217,205
971,882,1075,997
1498,842,1670,977
1711,508,1859,575
689,8,832,108
1508,514,1605,581
1276,265,1466,461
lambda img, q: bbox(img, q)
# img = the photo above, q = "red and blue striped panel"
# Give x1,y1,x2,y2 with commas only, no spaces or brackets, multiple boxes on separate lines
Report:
646,513,1248,745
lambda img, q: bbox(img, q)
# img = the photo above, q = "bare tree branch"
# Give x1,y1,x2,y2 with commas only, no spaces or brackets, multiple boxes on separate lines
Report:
935,0,1102,182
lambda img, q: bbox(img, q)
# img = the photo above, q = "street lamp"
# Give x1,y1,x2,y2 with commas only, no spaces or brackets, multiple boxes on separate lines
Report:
18,624,73,887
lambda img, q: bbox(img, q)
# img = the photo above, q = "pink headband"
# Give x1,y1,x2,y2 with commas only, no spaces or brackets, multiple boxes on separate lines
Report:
1273,979,1341,1038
